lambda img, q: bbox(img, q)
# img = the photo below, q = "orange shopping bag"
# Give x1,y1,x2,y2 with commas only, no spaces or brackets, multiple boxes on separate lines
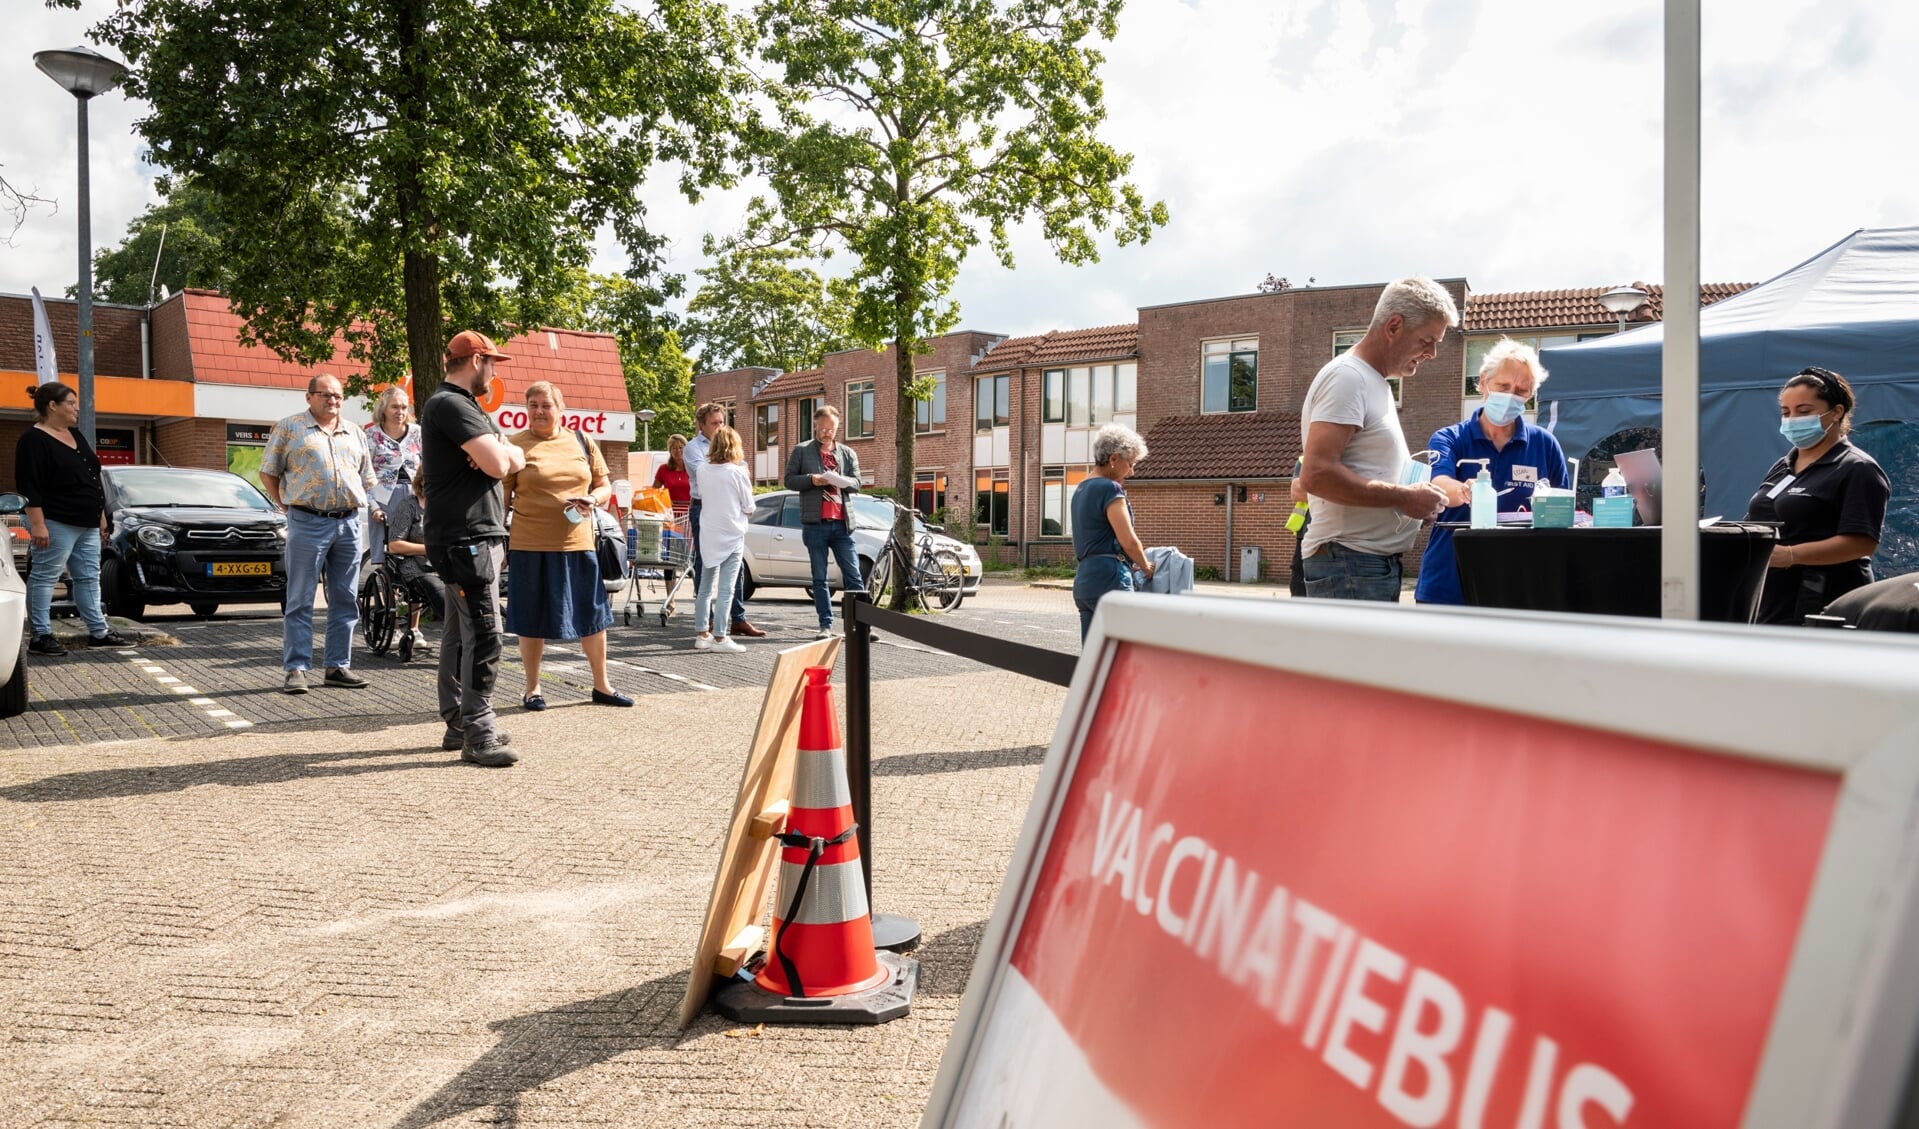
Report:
632,485,674,515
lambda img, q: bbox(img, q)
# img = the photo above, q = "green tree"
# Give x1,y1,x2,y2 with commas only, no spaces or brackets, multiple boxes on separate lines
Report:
683,242,855,373
554,271,698,445
746,0,1166,600
83,177,228,304
82,0,750,399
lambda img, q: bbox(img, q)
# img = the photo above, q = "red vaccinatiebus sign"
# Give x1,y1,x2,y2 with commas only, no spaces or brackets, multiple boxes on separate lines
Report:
925,597,1919,1129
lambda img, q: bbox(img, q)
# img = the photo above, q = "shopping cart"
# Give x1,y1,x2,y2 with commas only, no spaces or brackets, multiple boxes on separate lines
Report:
622,508,694,626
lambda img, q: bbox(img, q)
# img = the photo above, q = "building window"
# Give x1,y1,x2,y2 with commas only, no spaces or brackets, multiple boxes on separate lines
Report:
1333,329,1364,356
797,396,820,444
975,470,1010,537
1385,377,1403,407
1047,363,1137,425
976,373,1009,433
1116,362,1137,416
914,471,946,518
845,381,875,439
915,372,946,434
715,399,737,431
1043,370,1065,423
1040,466,1091,537
1202,338,1258,413
1463,333,1580,396
756,403,779,450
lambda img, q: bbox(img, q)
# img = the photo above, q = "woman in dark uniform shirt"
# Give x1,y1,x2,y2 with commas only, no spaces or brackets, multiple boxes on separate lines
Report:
1743,367,1889,625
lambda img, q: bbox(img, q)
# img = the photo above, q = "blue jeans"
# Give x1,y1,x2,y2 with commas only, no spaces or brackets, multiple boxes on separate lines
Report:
696,549,742,636
802,519,861,628
1301,542,1403,602
1074,555,1135,641
27,518,109,637
687,500,745,625
283,508,363,671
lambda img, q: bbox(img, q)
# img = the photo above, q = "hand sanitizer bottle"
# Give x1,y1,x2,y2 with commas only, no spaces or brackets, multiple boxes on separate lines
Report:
1461,459,1496,529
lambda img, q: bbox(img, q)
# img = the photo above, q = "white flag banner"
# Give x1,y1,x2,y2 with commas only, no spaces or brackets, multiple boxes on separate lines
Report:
30,286,58,386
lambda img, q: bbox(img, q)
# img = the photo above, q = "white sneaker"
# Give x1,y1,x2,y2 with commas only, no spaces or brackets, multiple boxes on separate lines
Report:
693,633,714,651
409,628,430,648
712,636,746,654
815,626,836,639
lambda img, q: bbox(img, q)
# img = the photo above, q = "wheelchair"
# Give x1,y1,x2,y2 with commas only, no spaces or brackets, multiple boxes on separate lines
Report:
358,555,434,662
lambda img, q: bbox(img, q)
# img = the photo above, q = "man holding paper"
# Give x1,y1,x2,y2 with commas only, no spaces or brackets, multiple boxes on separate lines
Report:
783,404,864,637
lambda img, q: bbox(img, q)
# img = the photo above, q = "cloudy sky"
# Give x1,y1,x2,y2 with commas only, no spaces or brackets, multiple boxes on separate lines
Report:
4,0,1914,346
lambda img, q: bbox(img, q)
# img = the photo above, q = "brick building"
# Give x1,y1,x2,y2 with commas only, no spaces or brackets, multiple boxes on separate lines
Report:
693,276,1751,586
1,289,638,492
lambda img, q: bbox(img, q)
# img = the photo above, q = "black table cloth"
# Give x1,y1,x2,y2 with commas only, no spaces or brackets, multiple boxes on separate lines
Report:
1452,523,1777,623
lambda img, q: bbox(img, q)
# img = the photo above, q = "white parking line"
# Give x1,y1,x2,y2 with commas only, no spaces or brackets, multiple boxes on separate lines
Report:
125,653,252,730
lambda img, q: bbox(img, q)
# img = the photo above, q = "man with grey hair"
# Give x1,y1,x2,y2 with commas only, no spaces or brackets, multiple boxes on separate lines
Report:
1414,337,1569,605
1297,276,1457,601
261,372,377,692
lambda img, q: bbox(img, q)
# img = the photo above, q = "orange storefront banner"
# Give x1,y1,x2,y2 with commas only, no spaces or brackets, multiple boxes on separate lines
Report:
0,371,196,418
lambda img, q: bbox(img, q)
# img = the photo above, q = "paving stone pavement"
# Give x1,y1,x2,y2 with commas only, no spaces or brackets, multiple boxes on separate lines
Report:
0,584,1079,1127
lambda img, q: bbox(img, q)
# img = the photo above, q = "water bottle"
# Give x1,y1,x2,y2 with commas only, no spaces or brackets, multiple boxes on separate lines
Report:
1602,466,1627,499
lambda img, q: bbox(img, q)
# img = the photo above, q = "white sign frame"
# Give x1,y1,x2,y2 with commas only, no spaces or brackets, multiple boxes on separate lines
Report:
921,594,1919,1129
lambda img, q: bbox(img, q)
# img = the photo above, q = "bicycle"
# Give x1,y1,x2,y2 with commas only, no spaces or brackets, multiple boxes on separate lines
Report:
867,518,966,613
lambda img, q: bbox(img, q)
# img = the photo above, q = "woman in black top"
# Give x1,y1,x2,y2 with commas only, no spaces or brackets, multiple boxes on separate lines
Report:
1743,367,1890,625
13,382,128,654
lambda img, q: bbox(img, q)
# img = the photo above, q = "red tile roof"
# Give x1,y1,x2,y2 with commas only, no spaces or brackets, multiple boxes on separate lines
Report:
1128,413,1302,482
1464,282,1754,332
976,323,1138,369
176,289,630,411
753,367,825,400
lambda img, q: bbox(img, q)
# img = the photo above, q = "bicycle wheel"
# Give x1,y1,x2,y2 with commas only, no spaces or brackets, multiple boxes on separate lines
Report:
868,551,899,608
923,549,965,612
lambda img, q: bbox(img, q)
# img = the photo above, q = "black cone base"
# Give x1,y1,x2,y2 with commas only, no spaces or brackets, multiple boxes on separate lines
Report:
871,911,922,954
714,950,917,1026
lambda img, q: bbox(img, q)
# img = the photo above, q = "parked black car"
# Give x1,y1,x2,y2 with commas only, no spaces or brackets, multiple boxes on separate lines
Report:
101,467,288,619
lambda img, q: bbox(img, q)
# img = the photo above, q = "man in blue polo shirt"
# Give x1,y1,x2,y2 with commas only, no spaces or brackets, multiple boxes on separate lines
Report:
1415,338,1570,605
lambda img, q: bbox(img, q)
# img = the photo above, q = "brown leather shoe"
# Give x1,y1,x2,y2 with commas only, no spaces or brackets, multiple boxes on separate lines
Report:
730,619,767,638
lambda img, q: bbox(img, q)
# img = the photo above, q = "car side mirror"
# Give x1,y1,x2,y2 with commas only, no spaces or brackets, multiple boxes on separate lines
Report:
0,493,25,515
926,522,946,535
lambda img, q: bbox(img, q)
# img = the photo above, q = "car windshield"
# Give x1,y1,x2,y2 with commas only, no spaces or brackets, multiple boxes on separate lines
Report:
847,493,934,536
110,469,275,511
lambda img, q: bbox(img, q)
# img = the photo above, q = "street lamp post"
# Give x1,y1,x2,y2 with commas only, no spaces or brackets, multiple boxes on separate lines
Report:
34,45,130,448
1597,284,1651,335
637,408,657,452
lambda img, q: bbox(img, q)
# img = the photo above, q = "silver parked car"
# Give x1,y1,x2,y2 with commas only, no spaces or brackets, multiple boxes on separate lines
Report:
740,491,982,598
0,493,31,718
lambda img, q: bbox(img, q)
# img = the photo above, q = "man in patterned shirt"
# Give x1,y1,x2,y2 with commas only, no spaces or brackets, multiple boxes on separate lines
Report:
261,373,376,694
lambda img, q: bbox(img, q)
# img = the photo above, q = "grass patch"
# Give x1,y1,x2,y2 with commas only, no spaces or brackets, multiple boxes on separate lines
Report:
1023,564,1077,580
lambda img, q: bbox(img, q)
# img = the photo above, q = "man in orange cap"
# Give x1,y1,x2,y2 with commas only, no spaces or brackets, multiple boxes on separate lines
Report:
422,330,526,767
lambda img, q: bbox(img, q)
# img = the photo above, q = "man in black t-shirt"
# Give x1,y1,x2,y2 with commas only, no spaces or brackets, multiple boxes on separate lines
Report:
421,330,526,766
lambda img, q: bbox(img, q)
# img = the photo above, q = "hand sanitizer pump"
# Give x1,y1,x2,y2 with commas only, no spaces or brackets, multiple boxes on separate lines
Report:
1460,459,1496,529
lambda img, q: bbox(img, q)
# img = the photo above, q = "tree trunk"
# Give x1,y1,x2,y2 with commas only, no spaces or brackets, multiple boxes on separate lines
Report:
890,324,916,611
395,0,444,402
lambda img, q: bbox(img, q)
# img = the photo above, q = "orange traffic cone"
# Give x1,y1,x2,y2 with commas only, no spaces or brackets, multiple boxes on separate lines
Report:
715,666,917,1025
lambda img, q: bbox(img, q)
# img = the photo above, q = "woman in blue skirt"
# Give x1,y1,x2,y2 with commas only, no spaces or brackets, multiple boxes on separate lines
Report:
503,382,633,710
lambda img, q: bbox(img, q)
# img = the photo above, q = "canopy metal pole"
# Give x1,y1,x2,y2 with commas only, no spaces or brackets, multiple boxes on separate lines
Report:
1662,0,1702,619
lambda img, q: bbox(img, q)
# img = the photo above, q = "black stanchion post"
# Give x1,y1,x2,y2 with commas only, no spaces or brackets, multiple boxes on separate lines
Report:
842,588,921,953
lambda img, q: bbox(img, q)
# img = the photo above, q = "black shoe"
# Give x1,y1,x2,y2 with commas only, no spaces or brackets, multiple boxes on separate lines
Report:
522,693,548,712
87,630,132,648
591,688,634,707
323,667,369,689
27,634,65,657
443,725,511,752
462,734,520,768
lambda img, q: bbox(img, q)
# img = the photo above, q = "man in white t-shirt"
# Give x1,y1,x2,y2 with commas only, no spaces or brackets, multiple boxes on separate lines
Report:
1297,276,1458,601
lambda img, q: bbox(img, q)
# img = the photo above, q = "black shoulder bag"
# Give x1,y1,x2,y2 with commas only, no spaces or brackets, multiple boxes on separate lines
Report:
574,430,626,581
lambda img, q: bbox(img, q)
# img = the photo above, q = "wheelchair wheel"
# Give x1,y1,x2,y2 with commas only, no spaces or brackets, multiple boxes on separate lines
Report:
359,568,397,656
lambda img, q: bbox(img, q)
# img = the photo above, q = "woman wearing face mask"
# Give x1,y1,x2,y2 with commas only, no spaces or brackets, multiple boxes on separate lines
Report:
1743,367,1888,625
1414,339,1570,605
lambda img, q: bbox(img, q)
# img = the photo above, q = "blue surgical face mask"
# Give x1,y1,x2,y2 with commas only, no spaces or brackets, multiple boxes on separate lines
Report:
1780,412,1830,449
1400,451,1436,486
1483,391,1525,427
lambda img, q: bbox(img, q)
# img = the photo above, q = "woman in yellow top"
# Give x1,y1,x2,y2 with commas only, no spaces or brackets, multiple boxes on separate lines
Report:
502,382,632,710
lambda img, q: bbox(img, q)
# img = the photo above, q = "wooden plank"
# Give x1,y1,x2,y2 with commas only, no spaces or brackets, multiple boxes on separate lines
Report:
713,924,765,978
676,636,841,1028
748,800,789,840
